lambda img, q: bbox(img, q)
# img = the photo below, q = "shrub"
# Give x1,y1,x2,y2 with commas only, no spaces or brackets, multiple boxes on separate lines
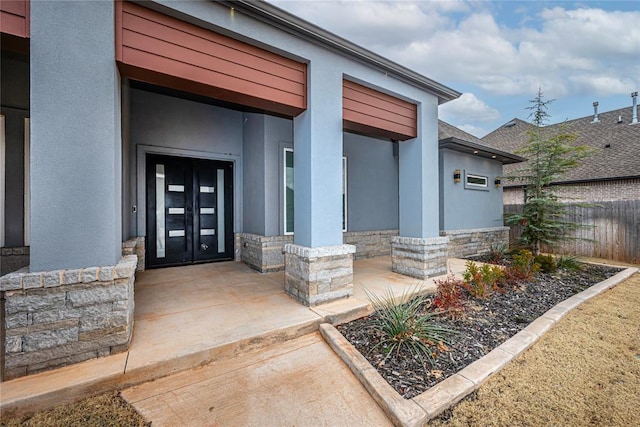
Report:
433,274,466,317
535,254,557,273
556,255,583,271
365,287,455,366
462,261,505,298
510,249,540,281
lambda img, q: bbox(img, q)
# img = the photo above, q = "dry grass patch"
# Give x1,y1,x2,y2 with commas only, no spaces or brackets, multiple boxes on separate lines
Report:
0,392,148,427
431,272,640,427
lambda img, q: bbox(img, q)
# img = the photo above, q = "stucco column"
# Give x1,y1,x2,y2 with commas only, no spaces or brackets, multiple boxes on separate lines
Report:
292,64,343,248
394,98,448,278
286,62,354,305
30,1,122,270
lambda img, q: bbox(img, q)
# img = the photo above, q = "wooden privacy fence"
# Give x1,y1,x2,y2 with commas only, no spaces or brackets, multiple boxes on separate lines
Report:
504,200,640,264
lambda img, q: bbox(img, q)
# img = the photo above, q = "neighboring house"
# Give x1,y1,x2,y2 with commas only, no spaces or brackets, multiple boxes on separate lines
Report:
0,0,515,379
482,97,640,263
482,99,640,205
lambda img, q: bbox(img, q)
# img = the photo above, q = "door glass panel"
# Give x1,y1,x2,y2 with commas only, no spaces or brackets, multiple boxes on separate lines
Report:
168,207,184,214
200,229,215,236
200,186,215,193
200,207,215,214
168,229,185,237
284,149,294,233
156,164,165,258
168,184,184,192
217,169,225,253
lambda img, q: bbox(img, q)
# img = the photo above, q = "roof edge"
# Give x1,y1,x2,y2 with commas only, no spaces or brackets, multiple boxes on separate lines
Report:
225,0,461,104
439,137,527,164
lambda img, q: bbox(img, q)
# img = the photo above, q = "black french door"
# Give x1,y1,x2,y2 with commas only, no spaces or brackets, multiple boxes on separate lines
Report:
146,154,234,268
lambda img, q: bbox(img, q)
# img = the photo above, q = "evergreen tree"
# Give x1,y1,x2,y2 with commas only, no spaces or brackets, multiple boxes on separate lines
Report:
505,89,593,255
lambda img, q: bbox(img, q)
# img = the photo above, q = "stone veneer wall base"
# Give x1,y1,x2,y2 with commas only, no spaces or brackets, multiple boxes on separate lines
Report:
0,256,137,381
441,227,509,259
391,236,449,280
284,244,356,306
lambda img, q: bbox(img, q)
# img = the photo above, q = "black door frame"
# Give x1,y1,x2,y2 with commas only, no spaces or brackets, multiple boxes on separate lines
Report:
145,154,234,269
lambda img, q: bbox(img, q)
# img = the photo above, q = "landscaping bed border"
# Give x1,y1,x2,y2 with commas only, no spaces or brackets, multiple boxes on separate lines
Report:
320,264,638,427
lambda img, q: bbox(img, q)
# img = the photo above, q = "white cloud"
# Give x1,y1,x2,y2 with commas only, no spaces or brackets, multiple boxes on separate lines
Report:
439,92,500,122
270,1,640,108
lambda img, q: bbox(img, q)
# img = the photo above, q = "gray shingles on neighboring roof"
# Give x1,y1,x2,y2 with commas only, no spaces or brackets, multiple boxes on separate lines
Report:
438,120,525,164
482,107,640,184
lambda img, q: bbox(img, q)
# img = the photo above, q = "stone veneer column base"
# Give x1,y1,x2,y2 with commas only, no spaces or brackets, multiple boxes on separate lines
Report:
391,236,449,279
440,227,510,259
0,256,137,381
283,244,356,306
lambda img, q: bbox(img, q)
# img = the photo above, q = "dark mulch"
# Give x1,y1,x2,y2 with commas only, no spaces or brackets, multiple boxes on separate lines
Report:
337,263,622,399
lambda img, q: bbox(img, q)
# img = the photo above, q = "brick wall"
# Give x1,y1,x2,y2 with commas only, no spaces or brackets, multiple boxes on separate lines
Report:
504,178,640,204
0,256,137,380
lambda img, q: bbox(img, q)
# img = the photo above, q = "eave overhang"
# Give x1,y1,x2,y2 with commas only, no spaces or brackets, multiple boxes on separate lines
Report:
439,137,526,165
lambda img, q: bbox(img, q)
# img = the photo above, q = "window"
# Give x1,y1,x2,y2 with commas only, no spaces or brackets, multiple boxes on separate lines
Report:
24,118,30,245
283,148,347,234
465,172,488,190
1,115,5,247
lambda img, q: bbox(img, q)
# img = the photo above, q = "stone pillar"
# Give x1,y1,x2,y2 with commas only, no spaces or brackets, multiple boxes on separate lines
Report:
284,244,355,306
394,97,447,278
391,236,449,279
29,1,121,271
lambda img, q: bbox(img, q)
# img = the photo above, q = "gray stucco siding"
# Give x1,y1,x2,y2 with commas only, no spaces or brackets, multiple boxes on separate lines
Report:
439,149,504,230
30,1,122,271
343,133,399,232
153,0,443,243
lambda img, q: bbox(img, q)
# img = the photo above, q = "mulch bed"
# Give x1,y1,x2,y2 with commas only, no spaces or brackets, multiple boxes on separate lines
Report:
337,263,622,399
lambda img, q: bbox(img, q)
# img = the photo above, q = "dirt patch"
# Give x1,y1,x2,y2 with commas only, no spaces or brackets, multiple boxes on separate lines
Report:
0,392,148,427
430,272,640,426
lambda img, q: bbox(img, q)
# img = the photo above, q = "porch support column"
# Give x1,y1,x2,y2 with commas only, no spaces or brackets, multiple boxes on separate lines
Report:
284,62,354,306
393,99,448,279
30,1,122,271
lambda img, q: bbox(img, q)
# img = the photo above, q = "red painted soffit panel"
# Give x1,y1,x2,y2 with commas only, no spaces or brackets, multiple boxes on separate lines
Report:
343,79,417,141
115,1,307,117
0,0,29,38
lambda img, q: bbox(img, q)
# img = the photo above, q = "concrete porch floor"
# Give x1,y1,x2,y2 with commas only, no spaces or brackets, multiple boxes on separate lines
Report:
0,256,467,418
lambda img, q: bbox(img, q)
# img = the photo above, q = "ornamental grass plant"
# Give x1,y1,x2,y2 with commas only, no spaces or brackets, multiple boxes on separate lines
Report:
364,287,455,368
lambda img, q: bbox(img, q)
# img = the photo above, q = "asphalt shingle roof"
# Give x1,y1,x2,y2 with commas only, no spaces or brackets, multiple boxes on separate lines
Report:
481,106,640,184
438,120,525,164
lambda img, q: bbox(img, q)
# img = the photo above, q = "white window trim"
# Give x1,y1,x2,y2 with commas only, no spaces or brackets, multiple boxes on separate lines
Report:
342,156,348,232
24,118,30,246
283,148,348,235
465,172,489,190
0,115,5,247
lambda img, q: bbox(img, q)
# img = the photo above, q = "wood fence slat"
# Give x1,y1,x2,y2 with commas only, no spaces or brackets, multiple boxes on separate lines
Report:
504,200,640,263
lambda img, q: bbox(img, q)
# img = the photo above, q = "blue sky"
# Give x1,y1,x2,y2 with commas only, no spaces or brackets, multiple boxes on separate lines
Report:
270,0,640,136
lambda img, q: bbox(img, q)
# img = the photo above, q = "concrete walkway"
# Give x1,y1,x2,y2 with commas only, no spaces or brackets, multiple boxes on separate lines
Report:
1,257,466,419
121,333,392,426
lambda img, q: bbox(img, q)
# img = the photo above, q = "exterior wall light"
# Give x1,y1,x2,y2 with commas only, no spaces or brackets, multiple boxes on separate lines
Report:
495,176,502,188
454,169,461,183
